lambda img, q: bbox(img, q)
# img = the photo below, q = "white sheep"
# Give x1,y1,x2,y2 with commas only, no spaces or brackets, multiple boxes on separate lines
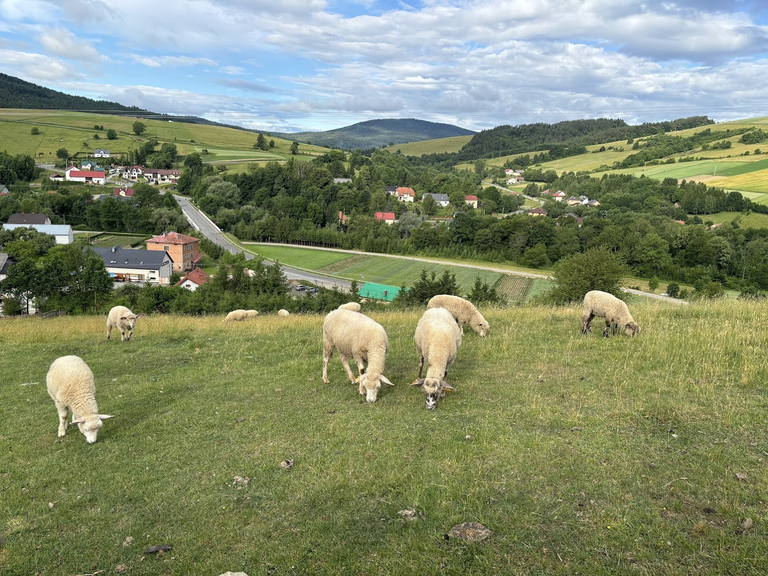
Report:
223,309,248,323
46,355,113,444
106,305,138,341
322,308,393,402
337,302,361,312
427,294,489,337
411,307,462,410
277,309,290,317
245,309,259,319
581,290,640,337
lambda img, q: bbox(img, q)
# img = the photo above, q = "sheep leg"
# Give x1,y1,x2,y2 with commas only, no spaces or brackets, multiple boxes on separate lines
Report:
106,324,112,340
322,341,335,384
603,320,611,338
339,354,357,383
55,402,69,437
581,313,594,335
417,354,424,379
123,328,132,341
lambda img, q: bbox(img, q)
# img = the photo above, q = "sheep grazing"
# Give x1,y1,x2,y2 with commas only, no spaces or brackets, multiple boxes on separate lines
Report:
411,307,462,410
46,355,113,444
337,302,361,312
223,309,248,323
277,309,290,317
106,305,139,342
427,294,489,337
245,309,259,319
581,290,640,338
322,309,393,402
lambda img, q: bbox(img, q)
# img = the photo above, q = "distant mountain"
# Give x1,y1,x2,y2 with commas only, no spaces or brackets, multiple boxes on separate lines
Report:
276,118,476,150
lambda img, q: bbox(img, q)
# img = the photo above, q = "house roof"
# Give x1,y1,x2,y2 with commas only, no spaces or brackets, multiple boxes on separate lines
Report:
144,168,181,175
7,213,49,225
465,195,478,201
68,170,105,178
424,193,449,202
375,212,396,221
175,267,210,287
396,186,415,196
147,231,199,245
94,149,110,154
92,246,172,270
0,252,12,274
113,187,135,197
3,223,72,236
529,207,548,215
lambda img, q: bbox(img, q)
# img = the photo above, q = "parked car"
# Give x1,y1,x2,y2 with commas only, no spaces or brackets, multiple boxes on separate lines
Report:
295,284,306,291
307,287,318,293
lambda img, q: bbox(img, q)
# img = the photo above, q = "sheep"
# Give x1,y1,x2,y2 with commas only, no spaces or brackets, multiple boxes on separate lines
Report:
277,309,290,317
427,294,489,337
245,310,259,319
322,308,393,402
223,309,248,323
337,302,361,312
106,305,139,341
46,355,113,444
581,290,640,338
411,307,462,410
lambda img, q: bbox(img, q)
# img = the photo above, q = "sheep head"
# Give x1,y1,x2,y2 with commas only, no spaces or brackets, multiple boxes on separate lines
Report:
624,322,640,337
411,378,454,410
474,319,489,337
359,373,392,403
71,414,113,444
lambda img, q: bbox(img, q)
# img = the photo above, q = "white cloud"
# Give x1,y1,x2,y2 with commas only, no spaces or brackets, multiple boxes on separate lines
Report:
38,26,102,63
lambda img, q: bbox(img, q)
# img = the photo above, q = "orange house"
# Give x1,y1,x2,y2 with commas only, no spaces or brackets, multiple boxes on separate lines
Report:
146,231,201,273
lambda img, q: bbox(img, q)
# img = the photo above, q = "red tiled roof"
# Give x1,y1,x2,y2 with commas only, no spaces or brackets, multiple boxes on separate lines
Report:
113,187,135,197
465,195,478,201
175,267,210,287
147,231,200,245
396,187,414,196
375,212,396,221
68,170,105,178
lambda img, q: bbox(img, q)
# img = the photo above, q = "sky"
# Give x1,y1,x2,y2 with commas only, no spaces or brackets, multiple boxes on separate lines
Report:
1,0,768,133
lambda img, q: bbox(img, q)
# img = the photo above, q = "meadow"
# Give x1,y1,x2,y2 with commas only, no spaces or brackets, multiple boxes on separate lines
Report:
245,244,535,298
2,300,768,575
0,109,329,167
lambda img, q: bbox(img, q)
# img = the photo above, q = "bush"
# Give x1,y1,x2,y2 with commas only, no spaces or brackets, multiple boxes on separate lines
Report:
666,282,680,298
545,247,628,304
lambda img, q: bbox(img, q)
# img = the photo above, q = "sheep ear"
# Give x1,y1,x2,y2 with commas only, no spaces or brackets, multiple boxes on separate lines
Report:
70,418,86,425
411,379,425,387
99,414,114,420
441,381,455,391
380,375,394,386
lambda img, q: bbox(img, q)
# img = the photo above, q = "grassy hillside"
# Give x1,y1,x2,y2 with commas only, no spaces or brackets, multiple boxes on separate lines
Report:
384,135,474,156
0,109,330,166
2,301,768,574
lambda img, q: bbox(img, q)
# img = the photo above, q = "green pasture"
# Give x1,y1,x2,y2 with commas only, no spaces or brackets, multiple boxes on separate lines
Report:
3,300,768,574
690,211,768,228
0,109,330,164
247,244,503,293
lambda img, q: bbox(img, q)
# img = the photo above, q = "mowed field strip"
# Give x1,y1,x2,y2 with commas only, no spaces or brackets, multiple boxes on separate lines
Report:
246,243,547,298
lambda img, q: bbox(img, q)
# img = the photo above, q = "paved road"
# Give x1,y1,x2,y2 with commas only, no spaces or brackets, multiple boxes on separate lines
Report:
173,195,351,291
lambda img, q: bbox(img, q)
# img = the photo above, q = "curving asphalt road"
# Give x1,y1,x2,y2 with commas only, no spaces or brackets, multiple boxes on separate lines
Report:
173,195,351,291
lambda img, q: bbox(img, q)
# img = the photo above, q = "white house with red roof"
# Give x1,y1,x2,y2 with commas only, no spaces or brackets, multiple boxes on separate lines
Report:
465,195,478,209
552,190,566,201
375,212,397,225
395,187,415,203
64,166,105,185
121,166,144,180
175,267,211,291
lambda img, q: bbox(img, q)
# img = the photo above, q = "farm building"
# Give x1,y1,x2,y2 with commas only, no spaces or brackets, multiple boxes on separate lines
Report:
175,267,211,291
2,223,73,244
92,245,174,285
146,231,201,273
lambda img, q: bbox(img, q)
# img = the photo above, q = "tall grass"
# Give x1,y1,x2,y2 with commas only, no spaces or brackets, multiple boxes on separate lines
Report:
2,300,767,574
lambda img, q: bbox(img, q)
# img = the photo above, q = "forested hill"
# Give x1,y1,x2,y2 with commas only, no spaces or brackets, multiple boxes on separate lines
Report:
0,73,149,113
456,116,715,161
277,118,475,150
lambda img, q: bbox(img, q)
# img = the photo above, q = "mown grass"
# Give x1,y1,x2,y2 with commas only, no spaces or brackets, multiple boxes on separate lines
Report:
1,300,768,575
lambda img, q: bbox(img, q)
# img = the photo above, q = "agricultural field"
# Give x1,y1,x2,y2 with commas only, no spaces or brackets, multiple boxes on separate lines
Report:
82,233,150,248
0,109,329,166
2,300,768,574
491,274,532,303
246,244,523,297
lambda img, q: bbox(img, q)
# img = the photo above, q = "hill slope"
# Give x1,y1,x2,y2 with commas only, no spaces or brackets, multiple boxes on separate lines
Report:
277,118,475,150
0,72,149,113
